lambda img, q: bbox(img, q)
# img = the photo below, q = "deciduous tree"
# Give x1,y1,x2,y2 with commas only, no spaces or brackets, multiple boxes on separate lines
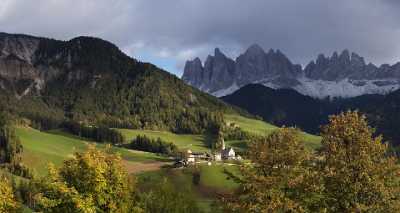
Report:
318,111,400,212
34,145,139,213
223,128,311,212
0,177,19,213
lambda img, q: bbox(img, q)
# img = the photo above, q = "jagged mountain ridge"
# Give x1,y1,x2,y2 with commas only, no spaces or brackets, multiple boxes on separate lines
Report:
182,44,400,98
0,32,230,133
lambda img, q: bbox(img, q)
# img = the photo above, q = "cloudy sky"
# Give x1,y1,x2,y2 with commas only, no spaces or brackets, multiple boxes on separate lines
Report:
1,0,400,76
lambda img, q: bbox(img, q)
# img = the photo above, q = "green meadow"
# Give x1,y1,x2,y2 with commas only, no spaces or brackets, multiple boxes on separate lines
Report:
13,114,321,213
137,163,240,212
118,129,210,152
224,114,321,150
16,127,167,175
16,113,320,176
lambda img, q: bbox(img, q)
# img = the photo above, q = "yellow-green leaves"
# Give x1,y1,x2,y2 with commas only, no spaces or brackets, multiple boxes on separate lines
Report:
0,177,19,213
223,128,310,212
318,111,400,212
35,145,136,213
223,111,400,212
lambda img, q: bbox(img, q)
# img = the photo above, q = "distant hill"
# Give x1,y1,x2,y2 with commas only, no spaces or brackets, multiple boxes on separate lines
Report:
0,32,231,134
222,84,400,145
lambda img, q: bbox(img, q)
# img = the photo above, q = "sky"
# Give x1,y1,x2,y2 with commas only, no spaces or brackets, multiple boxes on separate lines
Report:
1,0,400,76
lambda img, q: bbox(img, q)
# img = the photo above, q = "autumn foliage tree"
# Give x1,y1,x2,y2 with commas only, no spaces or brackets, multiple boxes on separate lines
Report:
34,145,139,213
0,177,19,213
317,111,400,212
223,111,400,212
222,128,311,212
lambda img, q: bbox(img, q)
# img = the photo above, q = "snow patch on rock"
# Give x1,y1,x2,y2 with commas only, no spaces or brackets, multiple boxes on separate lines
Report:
211,82,240,97
211,78,400,99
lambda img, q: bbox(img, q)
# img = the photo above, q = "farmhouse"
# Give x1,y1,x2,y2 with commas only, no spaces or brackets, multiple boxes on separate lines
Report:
182,149,211,164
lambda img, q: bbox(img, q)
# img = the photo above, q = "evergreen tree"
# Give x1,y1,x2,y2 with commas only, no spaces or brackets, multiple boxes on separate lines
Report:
0,112,22,165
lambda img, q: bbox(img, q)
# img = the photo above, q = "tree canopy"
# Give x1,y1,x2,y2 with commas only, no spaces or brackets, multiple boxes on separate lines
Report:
34,146,138,213
0,177,19,213
317,111,400,212
222,127,311,212
223,111,400,212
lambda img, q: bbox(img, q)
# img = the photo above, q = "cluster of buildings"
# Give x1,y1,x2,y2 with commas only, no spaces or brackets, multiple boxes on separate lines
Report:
176,138,241,167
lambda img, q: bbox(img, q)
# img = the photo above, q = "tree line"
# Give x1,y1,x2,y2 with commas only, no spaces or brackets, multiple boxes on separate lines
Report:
127,135,178,156
0,112,31,178
63,121,125,144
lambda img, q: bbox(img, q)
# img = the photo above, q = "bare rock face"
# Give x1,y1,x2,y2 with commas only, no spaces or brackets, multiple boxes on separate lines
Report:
182,57,203,88
0,33,124,98
0,33,44,97
183,48,235,93
182,45,400,99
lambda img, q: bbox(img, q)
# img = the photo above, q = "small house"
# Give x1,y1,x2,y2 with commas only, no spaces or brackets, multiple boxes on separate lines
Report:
214,152,222,161
186,149,196,163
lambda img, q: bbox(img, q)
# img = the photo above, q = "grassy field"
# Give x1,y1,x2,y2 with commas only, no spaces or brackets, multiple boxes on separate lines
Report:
16,127,168,175
118,129,210,152
137,163,239,212
15,112,320,176
225,114,277,135
13,114,320,213
199,164,239,190
224,114,321,150
118,114,321,154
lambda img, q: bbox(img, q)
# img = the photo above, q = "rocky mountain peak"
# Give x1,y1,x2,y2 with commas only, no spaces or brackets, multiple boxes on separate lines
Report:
339,49,350,64
0,33,40,64
183,44,400,99
182,57,204,87
350,52,366,67
246,44,265,55
214,48,225,58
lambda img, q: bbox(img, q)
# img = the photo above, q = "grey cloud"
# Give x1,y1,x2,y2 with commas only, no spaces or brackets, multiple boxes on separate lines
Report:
1,0,400,75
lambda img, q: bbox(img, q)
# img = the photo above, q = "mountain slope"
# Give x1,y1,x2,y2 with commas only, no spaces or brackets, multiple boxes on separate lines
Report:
222,84,400,145
0,33,230,133
183,45,400,98
222,84,329,132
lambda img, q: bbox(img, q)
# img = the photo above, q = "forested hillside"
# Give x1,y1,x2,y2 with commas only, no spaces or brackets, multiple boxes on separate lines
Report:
0,33,232,134
222,84,400,145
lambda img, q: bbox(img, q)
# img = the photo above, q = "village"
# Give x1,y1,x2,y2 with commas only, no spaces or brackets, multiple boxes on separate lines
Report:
174,137,242,167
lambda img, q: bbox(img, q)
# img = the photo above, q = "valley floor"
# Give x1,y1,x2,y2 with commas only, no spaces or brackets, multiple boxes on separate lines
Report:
14,114,321,212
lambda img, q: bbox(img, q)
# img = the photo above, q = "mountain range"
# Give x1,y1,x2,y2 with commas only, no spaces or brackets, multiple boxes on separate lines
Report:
182,45,400,98
0,32,231,134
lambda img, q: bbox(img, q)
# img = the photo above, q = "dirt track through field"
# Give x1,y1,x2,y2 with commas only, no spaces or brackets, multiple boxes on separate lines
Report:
122,161,170,174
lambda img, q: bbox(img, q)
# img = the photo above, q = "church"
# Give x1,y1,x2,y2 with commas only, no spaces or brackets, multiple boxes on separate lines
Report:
214,138,237,161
